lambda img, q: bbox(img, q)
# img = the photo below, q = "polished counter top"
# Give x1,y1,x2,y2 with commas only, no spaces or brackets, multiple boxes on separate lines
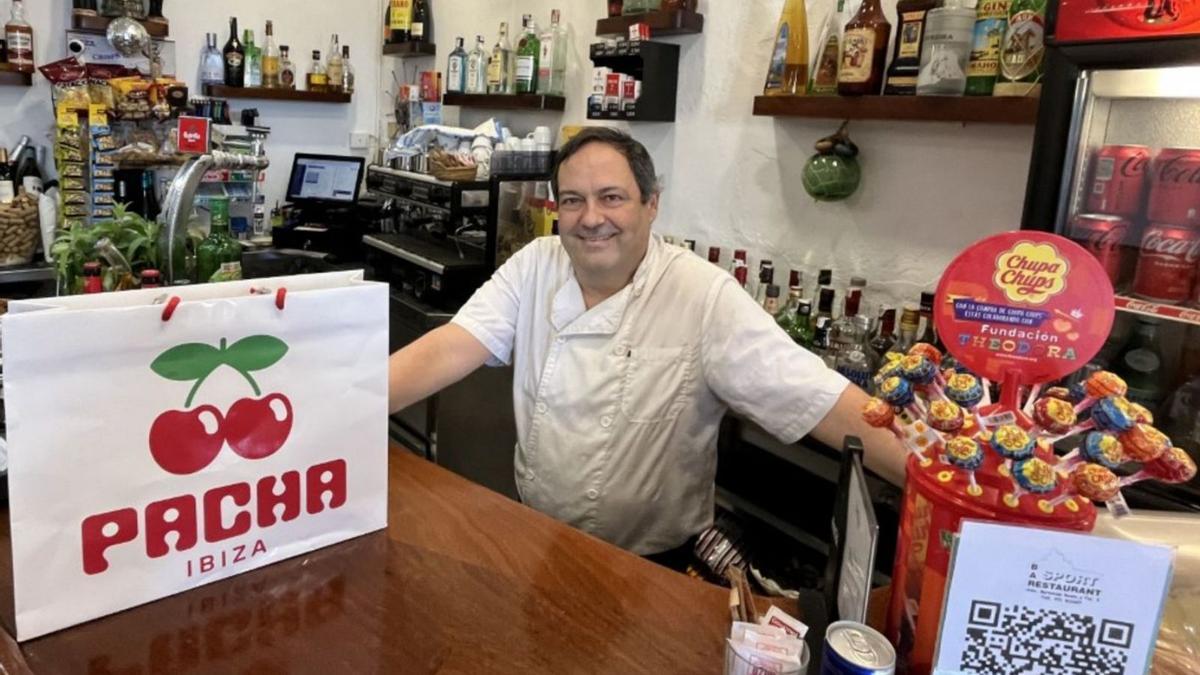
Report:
0,447,750,674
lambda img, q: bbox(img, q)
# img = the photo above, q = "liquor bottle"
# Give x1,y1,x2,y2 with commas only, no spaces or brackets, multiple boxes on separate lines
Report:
466,36,489,94
1113,318,1167,410
830,277,866,362
993,0,1046,96
814,287,836,332
279,46,296,89
389,0,413,43
140,270,162,289
243,29,262,88
813,317,837,367
809,0,845,95
609,0,625,17
916,292,945,349
883,0,938,95
5,0,34,74
707,247,721,267
516,15,541,94
0,149,14,204
836,315,876,389
223,17,245,87
10,138,41,194
964,0,1011,95
764,285,783,317
199,33,225,88
487,22,514,95
306,50,328,92
326,35,344,93
411,0,429,43
731,250,749,288
196,198,244,284
262,21,281,88
894,304,921,353
754,260,776,306
538,10,568,97
763,0,809,96
83,262,104,294
776,285,804,333
447,37,468,93
787,299,816,347
72,0,98,17
837,0,891,96
915,0,975,96
341,46,355,95
869,308,897,361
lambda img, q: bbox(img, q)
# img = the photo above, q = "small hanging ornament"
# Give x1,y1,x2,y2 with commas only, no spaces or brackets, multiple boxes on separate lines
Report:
802,121,862,202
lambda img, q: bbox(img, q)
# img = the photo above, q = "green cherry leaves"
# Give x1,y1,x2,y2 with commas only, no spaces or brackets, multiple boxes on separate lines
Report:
151,336,289,407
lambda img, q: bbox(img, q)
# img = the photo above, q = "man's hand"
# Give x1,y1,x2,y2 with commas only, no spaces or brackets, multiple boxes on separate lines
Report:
809,384,908,486
389,323,494,414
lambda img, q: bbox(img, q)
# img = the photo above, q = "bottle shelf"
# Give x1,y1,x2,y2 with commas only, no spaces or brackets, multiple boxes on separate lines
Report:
1115,296,1200,327
752,95,1041,125
595,9,704,37
588,40,679,123
0,63,32,87
383,41,437,57
441,93,566,111
203,85,352,104
71,13,169,38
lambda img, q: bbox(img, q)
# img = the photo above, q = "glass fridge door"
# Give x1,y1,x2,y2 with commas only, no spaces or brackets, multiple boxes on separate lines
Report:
1057,65,1200,509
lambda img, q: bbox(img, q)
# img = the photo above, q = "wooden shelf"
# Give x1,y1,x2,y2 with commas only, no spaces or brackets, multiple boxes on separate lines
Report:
1115,296,1200,326
71,13,169,38
203,85,351,104
383,41,436,57
0,63,32,87
442,93,566,111
752,95,1041,125
596,9,704,36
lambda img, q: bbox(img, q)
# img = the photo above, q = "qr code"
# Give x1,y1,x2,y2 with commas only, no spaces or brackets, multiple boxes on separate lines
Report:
959,601,1132,675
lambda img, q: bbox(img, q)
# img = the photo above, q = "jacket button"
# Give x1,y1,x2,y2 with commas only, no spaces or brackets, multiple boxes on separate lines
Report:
600,415,613,428
586,489,599,500
536,402,548,414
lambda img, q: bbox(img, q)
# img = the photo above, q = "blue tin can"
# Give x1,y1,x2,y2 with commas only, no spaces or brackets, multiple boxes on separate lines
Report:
821,621,896,675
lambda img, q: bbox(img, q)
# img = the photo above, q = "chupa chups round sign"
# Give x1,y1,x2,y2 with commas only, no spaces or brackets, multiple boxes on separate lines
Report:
934,231,1115,385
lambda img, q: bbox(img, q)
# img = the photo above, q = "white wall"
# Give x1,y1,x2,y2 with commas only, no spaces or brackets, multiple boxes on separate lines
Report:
0,0,385,212
0,0,1035,308
429,0,1037,309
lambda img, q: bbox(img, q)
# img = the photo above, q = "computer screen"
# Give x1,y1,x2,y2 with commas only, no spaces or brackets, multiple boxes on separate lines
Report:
286,154,365,204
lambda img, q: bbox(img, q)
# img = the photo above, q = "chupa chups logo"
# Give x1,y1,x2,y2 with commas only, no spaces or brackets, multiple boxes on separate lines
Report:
993,241,1069,305
80,335,349,576
148,336,293,475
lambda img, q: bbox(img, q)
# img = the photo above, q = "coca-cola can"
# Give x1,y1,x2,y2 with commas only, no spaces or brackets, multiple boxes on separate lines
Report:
1147,147,1200,226
1133,223,1200,303
1087,144,1150,218
1070,214,1131,284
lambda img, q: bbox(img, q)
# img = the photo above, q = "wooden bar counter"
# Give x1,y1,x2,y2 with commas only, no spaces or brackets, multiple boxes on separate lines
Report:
0,447,746,674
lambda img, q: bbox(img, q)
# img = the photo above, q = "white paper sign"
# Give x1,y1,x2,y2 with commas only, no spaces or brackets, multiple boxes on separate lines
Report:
3,271,390,640
933,520,1174,675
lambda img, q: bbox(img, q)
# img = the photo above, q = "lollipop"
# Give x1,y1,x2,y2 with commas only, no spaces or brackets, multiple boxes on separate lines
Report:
1128,402,1154,425
1012,456,1058,496
1084,396,1136,434
908,342,943,367
1081,432,1125,469
900,354,937,385
1119,423,1170,463
1031,397,1077,437
1071,463,1121,501
863,397,929,463
1074,371,1128,414
946,372,984,409
928,400,964,434
990,424,1035,461
1044,386,1073,402
875,356,905,387
1125,447,1198,486
946,436,985,496
880,376,925,420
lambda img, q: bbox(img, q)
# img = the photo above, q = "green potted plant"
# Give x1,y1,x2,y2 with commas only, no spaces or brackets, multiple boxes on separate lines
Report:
51,203,162,294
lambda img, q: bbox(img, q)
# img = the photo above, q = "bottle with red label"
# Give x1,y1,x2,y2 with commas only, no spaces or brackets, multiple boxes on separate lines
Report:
83,262,104,294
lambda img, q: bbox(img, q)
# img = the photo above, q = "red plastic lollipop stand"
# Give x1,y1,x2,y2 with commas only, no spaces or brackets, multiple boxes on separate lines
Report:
885,232,1115,675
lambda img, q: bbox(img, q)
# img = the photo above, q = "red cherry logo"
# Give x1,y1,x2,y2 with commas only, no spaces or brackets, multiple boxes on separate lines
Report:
148,405,225,475
225,393,294,460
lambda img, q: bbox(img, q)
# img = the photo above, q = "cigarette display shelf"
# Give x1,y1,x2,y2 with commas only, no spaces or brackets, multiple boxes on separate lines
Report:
1114,295,1200,327
0,63,32,87
752,95,1040,125
595,8,704,37
203,85,351,104
383,41,436,57
441,93,566,112
588,40,679,123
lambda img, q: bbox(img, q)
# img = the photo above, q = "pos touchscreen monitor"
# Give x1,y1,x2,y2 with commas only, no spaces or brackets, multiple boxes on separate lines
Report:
286,153,366,205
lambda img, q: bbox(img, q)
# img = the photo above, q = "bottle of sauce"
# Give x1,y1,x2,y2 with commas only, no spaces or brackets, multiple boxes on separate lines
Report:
884,0,938,95
5,0,35,74
763,0,810,96
837,0,891,96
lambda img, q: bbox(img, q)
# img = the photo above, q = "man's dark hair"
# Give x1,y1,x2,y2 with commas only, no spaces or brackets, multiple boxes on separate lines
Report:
551,127,660,204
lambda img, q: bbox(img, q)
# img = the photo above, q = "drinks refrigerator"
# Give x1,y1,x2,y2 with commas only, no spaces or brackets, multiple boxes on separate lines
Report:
1021,0,1200,510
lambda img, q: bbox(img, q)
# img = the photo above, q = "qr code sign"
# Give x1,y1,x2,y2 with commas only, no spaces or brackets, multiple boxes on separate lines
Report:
959,601,1133,675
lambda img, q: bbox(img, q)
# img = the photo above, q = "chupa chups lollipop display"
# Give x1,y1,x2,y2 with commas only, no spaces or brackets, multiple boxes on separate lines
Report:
1119,423,1171,463
1122,447,1198,486
1031,397,1077,438
945,436,984,496
1058,432,1125,473
928,400,964,435
1073,371,1128,414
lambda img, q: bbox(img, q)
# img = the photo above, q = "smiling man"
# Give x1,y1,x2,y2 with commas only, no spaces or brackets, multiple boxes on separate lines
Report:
387,127,905,564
